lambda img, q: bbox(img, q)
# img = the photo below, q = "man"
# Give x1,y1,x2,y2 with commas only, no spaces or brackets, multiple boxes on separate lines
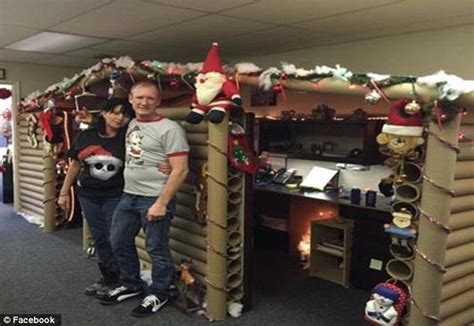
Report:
100,80,189,318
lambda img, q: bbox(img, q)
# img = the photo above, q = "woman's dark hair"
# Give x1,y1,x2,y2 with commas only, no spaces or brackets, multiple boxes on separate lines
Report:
93,98,134,135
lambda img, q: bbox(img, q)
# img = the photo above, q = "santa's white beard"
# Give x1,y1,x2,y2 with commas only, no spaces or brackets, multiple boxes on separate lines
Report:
196,74,224,105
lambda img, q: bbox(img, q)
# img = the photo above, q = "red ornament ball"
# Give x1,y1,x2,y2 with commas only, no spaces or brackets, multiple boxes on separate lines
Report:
0,88,12,99
170,80,181,89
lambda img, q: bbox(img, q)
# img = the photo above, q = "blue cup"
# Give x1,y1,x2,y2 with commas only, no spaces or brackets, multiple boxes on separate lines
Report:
350,188,362,204
365,190,377,207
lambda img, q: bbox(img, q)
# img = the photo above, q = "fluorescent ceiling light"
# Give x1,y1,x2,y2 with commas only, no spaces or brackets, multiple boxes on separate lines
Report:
6,32,108,54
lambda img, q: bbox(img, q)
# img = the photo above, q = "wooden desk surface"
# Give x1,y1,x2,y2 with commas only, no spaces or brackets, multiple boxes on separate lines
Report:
254,183,392,213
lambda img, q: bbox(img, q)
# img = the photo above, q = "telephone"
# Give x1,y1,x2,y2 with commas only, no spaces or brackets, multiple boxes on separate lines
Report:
272,168,296,185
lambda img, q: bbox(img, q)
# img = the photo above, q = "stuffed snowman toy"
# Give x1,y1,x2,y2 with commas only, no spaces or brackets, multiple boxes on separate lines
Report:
186,43,242,124
365,285,400,325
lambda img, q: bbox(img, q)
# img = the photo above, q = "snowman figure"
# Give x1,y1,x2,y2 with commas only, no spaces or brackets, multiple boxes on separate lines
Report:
365,285,400,325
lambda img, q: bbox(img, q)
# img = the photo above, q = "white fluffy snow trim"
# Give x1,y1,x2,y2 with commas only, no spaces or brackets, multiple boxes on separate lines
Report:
235,62,261,74
259,67,282,91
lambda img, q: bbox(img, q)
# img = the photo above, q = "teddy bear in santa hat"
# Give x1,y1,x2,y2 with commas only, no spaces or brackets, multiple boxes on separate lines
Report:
186,43,242,124
376,98,425,161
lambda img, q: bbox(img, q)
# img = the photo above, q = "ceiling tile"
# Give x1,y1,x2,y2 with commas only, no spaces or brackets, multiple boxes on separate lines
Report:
65,47,118,59
218,27,339,58
35,55,99,67
294,0,474,35
0,0,113,29
50,0,206,38
0,25,40,47
145,0,258,13
353,13,474,39
129,14,274,48
221,0,398,25
0,49,54,63
6,32,109,54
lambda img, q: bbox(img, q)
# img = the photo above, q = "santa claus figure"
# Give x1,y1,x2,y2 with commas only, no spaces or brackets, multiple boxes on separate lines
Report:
186,43,242,124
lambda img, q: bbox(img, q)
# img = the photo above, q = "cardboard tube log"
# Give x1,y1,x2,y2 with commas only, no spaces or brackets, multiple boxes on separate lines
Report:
386,259,414,281
228,231,243,248
189,145,208,160
457,145,474,161
439,308,474,326
452,178,474,196
446,226,474,248
227,217,240,233
176,192,196,208
439,289,474,319
228,176,243,192
227,257,242,274
18,181,43,193
18,169,44,179
454,161,474,179
441,274,474,301
444,243,474,267
175,204,198,221
228,191,243,205
410,118,461,326
170,226,207,250
443,259,474,284
43,152,56,233
391,201,419,219
178,182,196,194
228,287,244,301
397,162,423,183
170,239,207,263
227,272,243,289
449,211,474,231
172,215,207,237
394,182,421,203
450,195,474,214
19,188,43,202
206,116,229,321
186,133,208,146
227,203,239,218
236,75,474,109
21,202,44,216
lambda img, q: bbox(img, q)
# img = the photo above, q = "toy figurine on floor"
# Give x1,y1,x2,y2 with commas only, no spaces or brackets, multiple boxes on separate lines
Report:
174,259,206,315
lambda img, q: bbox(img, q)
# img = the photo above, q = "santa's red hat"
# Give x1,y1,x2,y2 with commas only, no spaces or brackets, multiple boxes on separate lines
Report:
382,98,423,136
201,42,224,74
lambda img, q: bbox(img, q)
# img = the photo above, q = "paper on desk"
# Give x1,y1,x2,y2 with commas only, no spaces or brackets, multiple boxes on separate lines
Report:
300,165,339,191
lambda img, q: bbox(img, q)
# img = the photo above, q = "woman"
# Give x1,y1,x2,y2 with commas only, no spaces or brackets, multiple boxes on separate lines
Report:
58,98,134,298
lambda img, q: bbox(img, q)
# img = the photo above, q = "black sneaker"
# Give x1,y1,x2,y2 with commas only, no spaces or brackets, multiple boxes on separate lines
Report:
95,285,116,300
100,286,143,305
130,295,168,317
84,280,105,296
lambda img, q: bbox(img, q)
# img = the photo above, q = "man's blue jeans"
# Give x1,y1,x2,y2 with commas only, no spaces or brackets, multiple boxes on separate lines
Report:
110,193,176,299
78,195,121,266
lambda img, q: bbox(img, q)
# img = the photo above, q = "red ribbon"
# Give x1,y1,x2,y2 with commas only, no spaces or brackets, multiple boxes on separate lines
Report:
279,74,288,102
434,100,443,131
370,79,391,104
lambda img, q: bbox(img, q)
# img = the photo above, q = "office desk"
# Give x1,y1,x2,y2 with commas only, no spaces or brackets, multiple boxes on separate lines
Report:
254,184,393,289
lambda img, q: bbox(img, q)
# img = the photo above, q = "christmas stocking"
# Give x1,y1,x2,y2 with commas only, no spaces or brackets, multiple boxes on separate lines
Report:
227,123,257,174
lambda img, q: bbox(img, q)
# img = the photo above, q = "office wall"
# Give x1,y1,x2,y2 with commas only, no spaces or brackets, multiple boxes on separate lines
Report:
231,25,474,79
0,61,80,98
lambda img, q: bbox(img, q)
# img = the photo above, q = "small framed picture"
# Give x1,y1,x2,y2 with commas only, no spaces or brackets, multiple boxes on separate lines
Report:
250,87,277,107
0,68,5,80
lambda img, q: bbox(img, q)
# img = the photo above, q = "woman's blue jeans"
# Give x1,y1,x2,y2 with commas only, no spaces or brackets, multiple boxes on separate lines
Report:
78,195,121,266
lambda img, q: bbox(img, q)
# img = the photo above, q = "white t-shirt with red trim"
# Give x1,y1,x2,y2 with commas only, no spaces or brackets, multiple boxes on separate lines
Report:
123,116,189,197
